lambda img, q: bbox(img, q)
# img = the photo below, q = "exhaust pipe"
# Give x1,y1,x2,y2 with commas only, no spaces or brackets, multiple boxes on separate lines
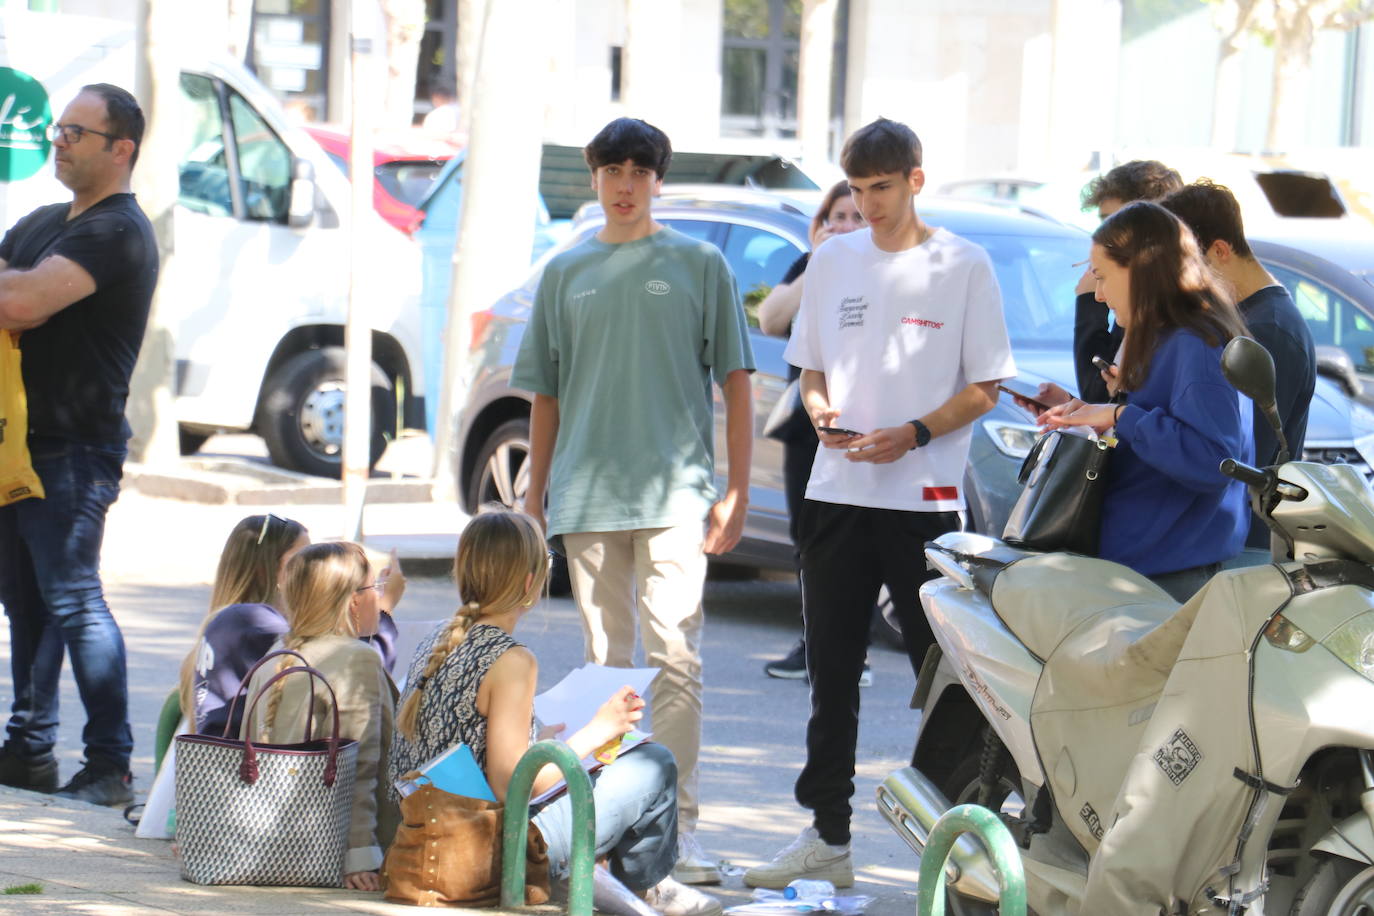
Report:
876,767,1002,903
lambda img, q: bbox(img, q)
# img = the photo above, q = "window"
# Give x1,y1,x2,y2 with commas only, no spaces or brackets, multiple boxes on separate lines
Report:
229,92,293,222
661,219,723,247
177,74,233,217
249,0,329,121
721,0,802,139
376,161,445,208
722,224,804,328
1269,263,1374,370
967,234,1084,349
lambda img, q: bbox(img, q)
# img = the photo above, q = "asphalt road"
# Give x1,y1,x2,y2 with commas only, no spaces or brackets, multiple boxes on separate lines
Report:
0,489,929,914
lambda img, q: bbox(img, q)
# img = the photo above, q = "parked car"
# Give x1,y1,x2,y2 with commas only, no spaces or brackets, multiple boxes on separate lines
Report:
0,12,427,478
450,188,1374,572
302,125,454,235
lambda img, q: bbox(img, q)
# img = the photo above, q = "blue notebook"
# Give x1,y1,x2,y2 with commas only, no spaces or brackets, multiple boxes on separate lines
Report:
395,743,497,802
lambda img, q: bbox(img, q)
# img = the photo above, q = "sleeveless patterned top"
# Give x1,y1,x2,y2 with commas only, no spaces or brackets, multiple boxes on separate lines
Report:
387,622,536,800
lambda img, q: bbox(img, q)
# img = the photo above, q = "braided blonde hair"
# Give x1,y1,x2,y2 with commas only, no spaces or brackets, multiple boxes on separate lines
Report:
261,541,369,737
396,507,548,741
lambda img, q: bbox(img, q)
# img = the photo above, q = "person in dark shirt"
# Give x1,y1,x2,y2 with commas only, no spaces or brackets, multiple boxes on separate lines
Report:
1069,161,1184,403
0,84,159,806
1162,179,1316,550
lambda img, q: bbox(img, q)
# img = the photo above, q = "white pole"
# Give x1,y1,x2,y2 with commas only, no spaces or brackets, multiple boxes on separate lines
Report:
343,0,376,540
428,0,548,497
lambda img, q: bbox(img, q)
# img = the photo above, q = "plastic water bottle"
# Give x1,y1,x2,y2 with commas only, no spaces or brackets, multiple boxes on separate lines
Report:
783,879,835,900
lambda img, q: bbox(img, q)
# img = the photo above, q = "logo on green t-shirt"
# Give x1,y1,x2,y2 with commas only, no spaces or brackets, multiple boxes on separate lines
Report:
645,280,671,296
0,68,51,182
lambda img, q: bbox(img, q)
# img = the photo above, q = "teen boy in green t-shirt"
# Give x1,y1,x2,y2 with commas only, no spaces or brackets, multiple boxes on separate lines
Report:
512,117,755,897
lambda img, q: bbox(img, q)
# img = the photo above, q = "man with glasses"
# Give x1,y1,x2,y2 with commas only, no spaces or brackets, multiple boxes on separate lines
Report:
0,84,158,805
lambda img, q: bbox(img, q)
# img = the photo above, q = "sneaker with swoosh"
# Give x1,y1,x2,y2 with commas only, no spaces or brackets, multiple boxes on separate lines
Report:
743,826,854,889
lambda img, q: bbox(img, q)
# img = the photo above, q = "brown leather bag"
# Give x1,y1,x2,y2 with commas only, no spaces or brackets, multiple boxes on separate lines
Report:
382,778,551,907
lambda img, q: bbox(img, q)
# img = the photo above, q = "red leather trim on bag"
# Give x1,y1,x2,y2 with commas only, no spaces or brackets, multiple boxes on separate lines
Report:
924,486,958,501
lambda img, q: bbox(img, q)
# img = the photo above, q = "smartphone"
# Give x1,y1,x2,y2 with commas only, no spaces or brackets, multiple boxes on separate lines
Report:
1091,355,1116,373
995,384,1049,414
818,426,861,438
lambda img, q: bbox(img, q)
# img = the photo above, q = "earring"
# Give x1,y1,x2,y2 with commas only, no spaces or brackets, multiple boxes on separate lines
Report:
522,597,535,608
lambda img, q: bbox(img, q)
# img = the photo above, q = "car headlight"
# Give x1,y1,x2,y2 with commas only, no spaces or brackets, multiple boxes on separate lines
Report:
982,420,1041,459
1322,611,1374,683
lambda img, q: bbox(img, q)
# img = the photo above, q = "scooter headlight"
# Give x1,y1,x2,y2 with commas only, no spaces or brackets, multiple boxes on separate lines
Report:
1321,612,1374,683
983,420,1040,459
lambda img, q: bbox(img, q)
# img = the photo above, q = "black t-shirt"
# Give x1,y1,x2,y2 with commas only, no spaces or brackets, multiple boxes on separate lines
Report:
1239,284,1316,547
1073,291,1124,403
1,193,159,442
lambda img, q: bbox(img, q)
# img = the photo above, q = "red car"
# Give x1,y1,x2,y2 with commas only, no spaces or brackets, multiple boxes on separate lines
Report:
303,125,455,235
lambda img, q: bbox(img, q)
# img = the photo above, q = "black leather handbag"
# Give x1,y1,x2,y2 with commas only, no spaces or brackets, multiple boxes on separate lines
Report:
1002,430,1112,555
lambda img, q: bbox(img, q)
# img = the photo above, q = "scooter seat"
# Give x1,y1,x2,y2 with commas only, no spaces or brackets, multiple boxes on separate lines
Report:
988,552,1177,663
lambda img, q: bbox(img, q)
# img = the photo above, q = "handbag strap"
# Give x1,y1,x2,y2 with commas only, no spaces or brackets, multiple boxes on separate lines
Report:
239,664,345,788
220,647,318,741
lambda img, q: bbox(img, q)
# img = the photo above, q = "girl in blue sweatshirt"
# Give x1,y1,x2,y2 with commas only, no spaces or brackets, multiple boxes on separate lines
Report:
1044,201,1252,601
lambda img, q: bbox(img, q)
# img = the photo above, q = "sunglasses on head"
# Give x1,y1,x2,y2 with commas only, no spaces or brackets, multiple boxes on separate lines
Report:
256,513,288,546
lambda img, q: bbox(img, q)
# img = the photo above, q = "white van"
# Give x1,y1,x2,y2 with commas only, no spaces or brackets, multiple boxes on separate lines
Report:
0,11,424,477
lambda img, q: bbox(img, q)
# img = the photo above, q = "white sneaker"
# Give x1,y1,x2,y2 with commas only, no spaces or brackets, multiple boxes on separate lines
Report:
644,876,723,916
743,826,854,889
672,831,723,885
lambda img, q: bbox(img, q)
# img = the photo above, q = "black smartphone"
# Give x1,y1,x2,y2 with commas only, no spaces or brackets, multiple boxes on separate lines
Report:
818,426,861,438
995,384,1049,414
1091,355,1116,373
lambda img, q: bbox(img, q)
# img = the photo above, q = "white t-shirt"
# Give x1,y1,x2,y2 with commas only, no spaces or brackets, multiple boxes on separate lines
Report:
784,226,1016,512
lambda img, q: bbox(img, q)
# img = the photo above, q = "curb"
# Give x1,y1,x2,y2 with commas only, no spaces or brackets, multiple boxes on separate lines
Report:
122,459,437,506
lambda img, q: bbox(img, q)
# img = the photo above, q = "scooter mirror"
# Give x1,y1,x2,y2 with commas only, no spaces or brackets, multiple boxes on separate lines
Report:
1222,336,1288,462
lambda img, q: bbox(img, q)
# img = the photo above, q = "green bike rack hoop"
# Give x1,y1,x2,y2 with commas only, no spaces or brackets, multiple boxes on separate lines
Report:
917,804,1027,916
502,739,597,915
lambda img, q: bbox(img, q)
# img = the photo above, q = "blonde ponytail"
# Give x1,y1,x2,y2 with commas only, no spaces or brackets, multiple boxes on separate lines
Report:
397,601,482,741
261,634,306,739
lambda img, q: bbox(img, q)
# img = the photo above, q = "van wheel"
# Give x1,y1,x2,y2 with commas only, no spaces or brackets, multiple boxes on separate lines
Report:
466,417,571,596
258,347,394,479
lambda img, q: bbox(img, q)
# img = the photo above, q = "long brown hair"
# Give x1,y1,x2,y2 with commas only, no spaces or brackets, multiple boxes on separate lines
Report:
396,507,548,741
180,514,307,725
810,179,857,247
261,541,370,735
1093,201,1247,391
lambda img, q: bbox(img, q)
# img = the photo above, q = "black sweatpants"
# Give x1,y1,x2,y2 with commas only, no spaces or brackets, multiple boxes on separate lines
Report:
793,499,960,846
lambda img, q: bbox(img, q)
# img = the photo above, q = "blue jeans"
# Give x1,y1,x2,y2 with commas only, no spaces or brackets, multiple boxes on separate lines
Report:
531,741,678,892
0,436,132,769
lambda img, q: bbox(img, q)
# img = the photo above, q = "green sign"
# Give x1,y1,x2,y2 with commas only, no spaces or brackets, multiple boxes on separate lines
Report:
0,67,50,182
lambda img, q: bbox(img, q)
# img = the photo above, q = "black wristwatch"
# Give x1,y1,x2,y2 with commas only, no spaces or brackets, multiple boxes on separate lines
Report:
907,419,931,449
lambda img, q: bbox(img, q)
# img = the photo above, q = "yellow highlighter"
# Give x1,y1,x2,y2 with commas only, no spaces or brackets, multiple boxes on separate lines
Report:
593,734,623,766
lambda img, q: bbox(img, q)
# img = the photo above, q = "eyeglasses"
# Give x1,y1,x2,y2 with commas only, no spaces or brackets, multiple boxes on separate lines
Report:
45,122,121,145
256,513,287,546
356,577,389,595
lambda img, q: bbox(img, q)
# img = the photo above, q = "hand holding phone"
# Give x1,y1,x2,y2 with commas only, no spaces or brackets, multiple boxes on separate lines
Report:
818,426,861,438
996,384,1049,414
1091,355,1116,373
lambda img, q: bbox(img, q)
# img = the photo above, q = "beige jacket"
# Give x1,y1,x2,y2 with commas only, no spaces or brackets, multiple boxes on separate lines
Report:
242,635,400,874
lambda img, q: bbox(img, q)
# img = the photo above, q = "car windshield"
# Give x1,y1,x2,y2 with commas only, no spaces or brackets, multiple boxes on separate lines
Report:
964,232,1086,348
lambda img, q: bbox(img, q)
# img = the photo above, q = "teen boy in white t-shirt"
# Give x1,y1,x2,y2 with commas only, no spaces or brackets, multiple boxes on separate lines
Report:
744,117,1016,889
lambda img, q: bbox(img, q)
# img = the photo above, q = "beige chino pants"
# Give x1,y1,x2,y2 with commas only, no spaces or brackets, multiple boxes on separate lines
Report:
562,524,706,832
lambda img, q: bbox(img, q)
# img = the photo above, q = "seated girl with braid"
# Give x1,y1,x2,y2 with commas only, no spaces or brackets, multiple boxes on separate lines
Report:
388,508,721,916
242,541,399,891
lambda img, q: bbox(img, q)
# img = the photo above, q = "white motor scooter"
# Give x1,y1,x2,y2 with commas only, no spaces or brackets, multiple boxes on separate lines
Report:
878,337,1374,915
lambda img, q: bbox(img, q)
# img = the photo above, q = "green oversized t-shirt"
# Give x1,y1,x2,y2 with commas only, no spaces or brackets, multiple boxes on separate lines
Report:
511,226,756,538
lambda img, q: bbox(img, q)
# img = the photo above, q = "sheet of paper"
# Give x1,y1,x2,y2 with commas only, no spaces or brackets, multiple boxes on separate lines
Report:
533,663,659,736
528,663,659,806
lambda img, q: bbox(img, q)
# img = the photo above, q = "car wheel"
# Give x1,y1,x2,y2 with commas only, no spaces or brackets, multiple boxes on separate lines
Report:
257,347,394,479
178,426,210,456
466,417,572,595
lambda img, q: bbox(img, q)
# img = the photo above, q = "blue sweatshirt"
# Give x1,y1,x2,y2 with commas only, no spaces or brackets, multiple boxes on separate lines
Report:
1100,328,1253,576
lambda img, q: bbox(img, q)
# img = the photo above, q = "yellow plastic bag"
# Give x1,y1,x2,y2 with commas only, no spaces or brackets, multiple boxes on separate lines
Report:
0,329,44,506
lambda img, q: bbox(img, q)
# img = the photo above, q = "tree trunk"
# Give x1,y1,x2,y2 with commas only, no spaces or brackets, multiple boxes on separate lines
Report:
798,0,837,165
126,0,182,466
379,0,426,129
455,0,486,137
429,0,549,493
1266,4,1316,152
